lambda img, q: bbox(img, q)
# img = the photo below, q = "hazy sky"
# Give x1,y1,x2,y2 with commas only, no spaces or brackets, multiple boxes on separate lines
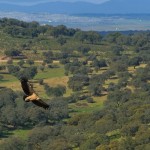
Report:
0,0,110,5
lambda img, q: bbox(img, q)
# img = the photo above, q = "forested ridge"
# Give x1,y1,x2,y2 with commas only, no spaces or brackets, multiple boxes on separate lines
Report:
0,18,150,150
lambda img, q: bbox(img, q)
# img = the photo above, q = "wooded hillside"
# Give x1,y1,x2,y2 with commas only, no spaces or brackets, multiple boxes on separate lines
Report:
0,18,150,150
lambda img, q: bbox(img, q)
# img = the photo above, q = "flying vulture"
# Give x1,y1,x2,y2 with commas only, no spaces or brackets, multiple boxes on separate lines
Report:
20,77,49,109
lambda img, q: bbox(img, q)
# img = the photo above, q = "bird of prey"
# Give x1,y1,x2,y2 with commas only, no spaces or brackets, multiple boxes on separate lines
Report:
20,77,49,109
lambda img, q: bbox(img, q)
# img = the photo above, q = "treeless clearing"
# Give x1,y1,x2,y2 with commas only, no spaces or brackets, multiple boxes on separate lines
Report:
44,76,69,87
128,63,147,73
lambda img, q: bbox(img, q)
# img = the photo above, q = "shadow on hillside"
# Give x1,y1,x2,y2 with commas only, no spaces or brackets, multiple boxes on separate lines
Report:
0,86,7,89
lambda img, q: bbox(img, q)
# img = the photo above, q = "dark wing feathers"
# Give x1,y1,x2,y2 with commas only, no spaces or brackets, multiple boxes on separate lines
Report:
32,99,49,109
21,79,34,96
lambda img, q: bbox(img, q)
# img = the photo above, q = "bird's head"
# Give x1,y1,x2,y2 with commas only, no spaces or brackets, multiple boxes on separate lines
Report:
20,77,28,82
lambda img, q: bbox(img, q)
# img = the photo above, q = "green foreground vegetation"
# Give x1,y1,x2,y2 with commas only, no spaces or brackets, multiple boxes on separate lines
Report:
0,18,150,150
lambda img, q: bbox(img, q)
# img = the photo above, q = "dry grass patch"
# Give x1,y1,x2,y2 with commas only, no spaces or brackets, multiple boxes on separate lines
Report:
104,77,118,88
128,63,147,73
0,73,21,91
44,76,73,97
93,95,107,103
44,76,69,87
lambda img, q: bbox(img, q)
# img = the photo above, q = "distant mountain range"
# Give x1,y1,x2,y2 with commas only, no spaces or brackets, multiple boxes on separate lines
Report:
0,0,150,14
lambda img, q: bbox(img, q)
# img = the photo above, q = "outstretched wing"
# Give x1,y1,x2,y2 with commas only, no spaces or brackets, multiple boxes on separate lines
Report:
20,77,34,96
32,99,49,109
